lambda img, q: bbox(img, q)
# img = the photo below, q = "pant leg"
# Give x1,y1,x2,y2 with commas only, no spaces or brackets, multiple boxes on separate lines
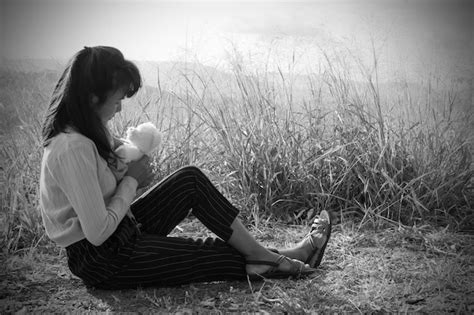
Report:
90,166,248,289
130,166,240,241
66,216,139,287
96,233,246,289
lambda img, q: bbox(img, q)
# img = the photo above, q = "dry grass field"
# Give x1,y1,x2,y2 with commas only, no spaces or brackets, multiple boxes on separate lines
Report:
2,219,473,313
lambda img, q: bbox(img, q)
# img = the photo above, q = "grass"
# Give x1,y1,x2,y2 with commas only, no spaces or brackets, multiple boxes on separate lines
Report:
0,46,473,312
1,219,473,313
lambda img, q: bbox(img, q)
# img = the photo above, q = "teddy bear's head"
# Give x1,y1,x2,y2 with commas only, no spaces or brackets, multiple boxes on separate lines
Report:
115,122,162,163
126,122,161,154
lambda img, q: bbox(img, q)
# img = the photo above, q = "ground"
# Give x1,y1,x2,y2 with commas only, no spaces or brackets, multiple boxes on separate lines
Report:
1,219,473,313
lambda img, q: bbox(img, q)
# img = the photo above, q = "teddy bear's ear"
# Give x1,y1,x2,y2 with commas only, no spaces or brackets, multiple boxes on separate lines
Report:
125,127,136,139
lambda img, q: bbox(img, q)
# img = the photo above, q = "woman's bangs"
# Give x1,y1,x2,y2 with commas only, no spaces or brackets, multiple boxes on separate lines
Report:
113,64,141,98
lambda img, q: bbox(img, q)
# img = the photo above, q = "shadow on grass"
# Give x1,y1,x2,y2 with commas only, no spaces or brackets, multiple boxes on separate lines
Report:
86,270,348,313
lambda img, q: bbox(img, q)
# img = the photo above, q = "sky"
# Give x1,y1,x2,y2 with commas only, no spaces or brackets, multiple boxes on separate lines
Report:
1,0,473,82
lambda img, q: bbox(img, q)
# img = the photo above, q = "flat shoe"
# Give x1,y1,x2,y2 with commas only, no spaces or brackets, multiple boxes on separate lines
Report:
305,210,332,268
247,255,316,280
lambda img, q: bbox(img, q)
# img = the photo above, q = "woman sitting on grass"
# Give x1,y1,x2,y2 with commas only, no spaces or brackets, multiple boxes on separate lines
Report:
39,46,332,289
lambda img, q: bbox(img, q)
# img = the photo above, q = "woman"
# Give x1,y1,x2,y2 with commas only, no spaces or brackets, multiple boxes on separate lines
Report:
39,46,332,289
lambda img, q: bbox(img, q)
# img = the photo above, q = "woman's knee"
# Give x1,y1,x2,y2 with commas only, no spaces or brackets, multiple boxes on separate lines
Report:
174,165,205,179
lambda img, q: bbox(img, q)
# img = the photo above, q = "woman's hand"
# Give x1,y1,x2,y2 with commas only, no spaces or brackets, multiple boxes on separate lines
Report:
112,136,125,150
125,155,154,188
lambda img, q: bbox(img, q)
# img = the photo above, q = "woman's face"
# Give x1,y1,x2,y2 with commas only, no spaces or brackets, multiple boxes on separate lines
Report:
95,89,126,123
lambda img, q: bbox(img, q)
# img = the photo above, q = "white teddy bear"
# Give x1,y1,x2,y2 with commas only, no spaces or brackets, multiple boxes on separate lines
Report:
115,122,162,163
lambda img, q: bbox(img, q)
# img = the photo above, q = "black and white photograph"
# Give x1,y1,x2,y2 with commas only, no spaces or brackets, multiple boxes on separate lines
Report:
1,0,473,312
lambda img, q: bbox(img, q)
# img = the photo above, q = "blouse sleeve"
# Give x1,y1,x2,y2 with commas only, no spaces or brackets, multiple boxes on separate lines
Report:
52,141,138,246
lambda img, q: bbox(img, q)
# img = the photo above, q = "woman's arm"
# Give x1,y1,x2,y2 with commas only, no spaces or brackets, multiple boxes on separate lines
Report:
53,141,137,246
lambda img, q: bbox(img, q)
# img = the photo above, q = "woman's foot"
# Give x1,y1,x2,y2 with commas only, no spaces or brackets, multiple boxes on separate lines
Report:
246,250,285,275
278,210,332,266
304,210,331,267
246,253,315,279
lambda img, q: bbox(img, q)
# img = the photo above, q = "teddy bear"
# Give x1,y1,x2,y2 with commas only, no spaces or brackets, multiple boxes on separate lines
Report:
115,122,162,163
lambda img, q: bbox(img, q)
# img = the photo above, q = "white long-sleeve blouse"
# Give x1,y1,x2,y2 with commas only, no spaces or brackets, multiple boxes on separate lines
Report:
39,130,138,247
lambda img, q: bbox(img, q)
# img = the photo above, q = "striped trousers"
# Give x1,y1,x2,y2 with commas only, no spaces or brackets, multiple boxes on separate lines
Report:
66,166,247,289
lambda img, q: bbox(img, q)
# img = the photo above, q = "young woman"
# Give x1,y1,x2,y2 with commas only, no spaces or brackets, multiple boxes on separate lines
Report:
39,46,332,289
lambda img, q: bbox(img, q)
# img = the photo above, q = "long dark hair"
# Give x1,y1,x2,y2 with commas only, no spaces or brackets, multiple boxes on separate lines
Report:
42,46,141,162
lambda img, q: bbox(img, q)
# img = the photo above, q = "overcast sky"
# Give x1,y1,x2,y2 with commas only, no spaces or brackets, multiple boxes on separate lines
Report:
1,0,472,81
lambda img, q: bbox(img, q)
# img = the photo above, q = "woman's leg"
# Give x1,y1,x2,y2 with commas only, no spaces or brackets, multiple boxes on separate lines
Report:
228,218,311,275
97,233,247,289
130,166,239,241
70,167,325,288
125,166,313,284
229,219,327,266
131,166,312,264
99,217,315,289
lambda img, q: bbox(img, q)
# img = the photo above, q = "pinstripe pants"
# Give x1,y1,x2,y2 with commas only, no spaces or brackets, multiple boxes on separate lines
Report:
66,166,247,289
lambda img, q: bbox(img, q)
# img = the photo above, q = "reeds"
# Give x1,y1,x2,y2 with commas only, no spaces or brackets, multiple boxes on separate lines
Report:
1,48,472,253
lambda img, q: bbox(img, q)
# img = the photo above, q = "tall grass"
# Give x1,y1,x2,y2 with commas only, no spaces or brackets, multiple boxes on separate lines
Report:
1,48,472,253
168,50,473,230
1,70,49,252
